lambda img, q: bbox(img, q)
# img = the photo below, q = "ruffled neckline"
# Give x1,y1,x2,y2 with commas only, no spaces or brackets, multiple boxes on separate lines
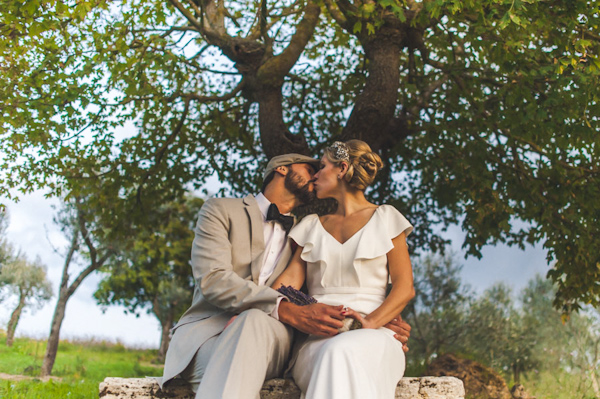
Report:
315,206,381,246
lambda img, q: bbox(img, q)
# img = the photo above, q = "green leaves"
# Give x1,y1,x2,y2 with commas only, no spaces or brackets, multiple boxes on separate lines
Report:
0,255,53,308
94,195,202,335
1,0,600,312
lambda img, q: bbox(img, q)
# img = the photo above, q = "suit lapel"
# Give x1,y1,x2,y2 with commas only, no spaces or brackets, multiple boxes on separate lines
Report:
243,195,266,283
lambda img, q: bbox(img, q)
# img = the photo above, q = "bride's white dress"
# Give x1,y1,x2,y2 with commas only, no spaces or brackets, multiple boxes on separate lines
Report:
288,205,413,399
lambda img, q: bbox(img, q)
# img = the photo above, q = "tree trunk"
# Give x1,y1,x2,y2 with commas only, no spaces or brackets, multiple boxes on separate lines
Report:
257,87,309,158
41,287,70,376
41,230,78,377
341,30,403,150
157,310,175,362
152,296,175,363
190,0,320,159
40,203,110,377
6,289,27,347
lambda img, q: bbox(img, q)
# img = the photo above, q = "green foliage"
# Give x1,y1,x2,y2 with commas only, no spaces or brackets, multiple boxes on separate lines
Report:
0,211,15,271
405,259,599,390
0,257,53,304
0,332,162,399
560,308,600,397
464,283,539,383
520,369,593,399
2,256,52,342
94,195,202,319
1,0,599,311
403,253,473,373
93,194,202,357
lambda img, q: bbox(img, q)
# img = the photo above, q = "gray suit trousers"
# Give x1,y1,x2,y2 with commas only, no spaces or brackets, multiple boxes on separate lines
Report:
181,309,294,399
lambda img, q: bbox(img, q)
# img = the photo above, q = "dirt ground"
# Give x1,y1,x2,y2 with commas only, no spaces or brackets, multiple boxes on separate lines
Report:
0,372,62,382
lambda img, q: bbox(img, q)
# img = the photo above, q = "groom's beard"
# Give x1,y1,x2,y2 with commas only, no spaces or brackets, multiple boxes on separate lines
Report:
285,170,315,205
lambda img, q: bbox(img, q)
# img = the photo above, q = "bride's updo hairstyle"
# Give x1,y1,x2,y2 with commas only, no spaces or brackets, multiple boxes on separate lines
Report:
323,139,383,191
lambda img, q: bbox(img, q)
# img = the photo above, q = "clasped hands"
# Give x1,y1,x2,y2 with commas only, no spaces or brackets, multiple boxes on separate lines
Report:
278,302,411,352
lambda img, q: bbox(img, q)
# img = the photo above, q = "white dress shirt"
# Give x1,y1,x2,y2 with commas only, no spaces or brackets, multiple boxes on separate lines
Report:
255,193,290,286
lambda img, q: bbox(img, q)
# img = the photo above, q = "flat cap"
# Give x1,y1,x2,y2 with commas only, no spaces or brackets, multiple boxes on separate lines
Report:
264,153,320,180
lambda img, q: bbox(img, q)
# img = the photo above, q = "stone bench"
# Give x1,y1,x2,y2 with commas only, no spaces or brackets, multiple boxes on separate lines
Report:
99,376,465,398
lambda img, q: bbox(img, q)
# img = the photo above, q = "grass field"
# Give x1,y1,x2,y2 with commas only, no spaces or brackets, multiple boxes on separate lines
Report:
0,331,163,399
0,331,594,399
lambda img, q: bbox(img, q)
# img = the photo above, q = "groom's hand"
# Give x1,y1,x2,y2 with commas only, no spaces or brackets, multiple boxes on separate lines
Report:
384,316,411,352
278,302,345,336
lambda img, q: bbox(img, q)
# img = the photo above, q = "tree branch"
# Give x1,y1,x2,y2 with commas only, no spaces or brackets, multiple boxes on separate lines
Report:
178,78,245,103
323,0,351,31
257,0,321,85
409,75,448,116
169,0,233,52
136,99,192,206
248,2,304,41
260,0,268,41
60,230,79,292
65,206,112,298
334,0,359,20
168,0,204,32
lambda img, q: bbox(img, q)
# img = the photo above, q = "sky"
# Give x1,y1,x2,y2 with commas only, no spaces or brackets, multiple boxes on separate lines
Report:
0,187,551,349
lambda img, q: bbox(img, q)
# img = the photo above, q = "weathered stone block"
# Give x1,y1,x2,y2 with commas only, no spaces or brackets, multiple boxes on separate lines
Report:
99,376,465,399
397,377,466,399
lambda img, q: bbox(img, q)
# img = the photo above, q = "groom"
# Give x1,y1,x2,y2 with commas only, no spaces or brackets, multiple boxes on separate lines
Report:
161,153,411,398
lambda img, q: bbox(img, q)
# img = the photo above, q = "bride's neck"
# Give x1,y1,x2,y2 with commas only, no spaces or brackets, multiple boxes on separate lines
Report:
334,189,370,216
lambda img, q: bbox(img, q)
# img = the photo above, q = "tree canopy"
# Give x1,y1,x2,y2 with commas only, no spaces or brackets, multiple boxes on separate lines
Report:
1,0,599,311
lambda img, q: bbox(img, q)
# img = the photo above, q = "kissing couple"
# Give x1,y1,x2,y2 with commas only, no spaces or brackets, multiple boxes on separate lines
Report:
160,139,415,399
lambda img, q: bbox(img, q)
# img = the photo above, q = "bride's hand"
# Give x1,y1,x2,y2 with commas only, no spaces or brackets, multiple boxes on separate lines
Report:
341,307,376,329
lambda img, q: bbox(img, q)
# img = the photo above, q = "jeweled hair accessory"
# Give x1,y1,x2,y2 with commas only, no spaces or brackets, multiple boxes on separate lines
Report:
329,141,350,163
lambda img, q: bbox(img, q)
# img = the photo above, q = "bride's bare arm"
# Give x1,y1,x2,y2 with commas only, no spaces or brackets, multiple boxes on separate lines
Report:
273,246,346,336
344,232,415,330
271,246,307,291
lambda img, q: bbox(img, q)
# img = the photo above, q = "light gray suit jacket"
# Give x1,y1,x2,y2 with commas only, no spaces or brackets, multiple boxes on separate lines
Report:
161,194,293,386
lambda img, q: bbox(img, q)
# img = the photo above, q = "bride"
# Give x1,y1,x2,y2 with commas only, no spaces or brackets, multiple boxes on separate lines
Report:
272,139,415,399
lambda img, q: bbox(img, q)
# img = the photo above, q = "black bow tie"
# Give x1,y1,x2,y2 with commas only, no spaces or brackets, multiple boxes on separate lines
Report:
266,203,294,233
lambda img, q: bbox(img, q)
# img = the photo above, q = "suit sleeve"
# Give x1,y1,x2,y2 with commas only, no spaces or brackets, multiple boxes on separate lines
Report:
191,199,282,314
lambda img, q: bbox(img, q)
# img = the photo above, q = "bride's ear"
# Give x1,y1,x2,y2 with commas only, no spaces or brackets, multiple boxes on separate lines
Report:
338,161,349,178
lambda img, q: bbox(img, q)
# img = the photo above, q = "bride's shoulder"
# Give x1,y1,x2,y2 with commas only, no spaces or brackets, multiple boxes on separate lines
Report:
293,213,320,229
377,204,413,237
289,213,321,245
377,204,401,215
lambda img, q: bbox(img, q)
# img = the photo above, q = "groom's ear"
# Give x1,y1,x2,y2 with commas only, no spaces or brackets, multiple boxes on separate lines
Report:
274,165,289,176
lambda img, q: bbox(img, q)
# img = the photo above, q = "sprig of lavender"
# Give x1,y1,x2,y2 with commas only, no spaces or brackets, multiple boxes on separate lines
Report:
276,285,317,306
276,285,361,331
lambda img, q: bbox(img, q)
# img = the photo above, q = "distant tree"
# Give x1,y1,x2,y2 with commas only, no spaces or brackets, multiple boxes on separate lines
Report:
1,0,600,312
0,255,53,346
0,210,14,270
519,275,566,367
519,276,600,395
402,253,472,372
564,308,600,398
94,196,203,361
41,195,116,376
464,283,540,383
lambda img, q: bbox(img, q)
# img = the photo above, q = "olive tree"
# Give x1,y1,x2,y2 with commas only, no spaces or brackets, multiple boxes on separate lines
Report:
0,255,53,346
